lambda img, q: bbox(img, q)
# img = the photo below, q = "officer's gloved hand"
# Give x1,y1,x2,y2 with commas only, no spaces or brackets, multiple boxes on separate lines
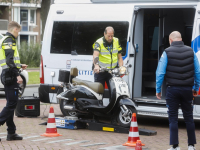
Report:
94,65,100,74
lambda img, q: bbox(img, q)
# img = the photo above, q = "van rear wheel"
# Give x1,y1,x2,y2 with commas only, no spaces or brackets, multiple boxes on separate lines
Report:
59,99,77,117
117,106,137,128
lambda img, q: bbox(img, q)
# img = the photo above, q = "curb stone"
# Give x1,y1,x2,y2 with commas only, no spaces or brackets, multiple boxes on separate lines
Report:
27,84,40,87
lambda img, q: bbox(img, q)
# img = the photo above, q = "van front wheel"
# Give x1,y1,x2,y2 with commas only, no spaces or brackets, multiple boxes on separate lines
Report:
59,99,77,117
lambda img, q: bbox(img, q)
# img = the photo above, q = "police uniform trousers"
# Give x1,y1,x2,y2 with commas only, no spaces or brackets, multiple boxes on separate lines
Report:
94,71,112,88
0,78,18,134
166,86,196,145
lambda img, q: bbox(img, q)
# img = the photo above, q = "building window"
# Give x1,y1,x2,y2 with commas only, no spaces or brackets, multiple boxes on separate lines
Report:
20,35,28,45
20,10,28,31
30,9,36,24
20,9,36,31
30,35,35,44
14,7,19,23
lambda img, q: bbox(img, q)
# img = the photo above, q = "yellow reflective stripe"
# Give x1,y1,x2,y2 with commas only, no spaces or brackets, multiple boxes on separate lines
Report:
14,57,20,61
2,43,8,45
101,52,110,55
1,63,21,69
2,65,8,69
0,59,6,64
111,62,117,68
112,50,118,54
99,61,111,68
15,63,21,68
2,45,12,49
0,63,6,67
2,43,15,46
99,62,117,69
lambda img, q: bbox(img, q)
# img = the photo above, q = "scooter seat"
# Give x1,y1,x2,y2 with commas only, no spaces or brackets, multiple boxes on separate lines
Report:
72,78,104,94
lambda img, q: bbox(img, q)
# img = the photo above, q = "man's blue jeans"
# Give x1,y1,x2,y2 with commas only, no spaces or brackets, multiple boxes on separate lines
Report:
166,86,196,145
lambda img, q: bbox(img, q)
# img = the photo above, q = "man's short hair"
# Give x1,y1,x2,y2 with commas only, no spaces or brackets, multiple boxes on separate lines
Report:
8,21,21,32
104,26,115,34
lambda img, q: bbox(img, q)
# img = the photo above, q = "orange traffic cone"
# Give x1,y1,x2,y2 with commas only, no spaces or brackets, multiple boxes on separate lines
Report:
41,106,62,137
123,113,145,147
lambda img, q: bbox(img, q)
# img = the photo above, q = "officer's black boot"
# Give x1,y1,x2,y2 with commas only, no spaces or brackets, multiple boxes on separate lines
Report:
7,133,23,141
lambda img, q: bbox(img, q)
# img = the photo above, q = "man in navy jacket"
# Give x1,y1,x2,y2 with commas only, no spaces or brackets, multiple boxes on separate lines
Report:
156,31,200,150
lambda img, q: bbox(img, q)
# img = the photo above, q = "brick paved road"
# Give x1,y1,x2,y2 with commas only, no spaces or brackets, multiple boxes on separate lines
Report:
0,100,200,150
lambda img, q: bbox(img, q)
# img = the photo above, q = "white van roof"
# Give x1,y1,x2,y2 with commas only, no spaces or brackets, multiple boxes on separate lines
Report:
54,0,200,3
91,0,200,2
54,0,92,4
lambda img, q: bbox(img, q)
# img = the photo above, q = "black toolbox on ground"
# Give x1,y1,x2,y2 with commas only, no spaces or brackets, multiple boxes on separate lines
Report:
15,96,40,117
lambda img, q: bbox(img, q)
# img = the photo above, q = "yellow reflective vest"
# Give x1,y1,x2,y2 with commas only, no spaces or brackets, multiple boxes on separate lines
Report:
0,36,21,69
93,37,122,69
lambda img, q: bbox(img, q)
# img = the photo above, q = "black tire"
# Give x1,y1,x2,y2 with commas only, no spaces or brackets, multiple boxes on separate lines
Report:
18,75,26,97
117,106,137,128
59,99,77,117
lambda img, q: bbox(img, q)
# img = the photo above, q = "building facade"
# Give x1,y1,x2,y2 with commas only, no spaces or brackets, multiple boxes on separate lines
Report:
0,0,41,45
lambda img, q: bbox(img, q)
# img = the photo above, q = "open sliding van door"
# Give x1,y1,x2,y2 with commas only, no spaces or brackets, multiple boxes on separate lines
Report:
127,7,139,99
192,2,200,114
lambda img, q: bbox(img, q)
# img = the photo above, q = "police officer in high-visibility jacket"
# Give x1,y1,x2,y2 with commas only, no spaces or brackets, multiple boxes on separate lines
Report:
93,26,123,88
0,21,27,141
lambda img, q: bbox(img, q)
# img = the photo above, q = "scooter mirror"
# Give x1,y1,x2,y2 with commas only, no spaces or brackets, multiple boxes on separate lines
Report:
94,57,99,65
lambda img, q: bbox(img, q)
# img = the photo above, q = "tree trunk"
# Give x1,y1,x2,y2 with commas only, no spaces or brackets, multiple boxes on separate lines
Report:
41,0,52,41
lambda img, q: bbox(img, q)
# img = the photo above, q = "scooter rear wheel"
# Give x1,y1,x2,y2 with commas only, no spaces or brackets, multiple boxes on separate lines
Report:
59,99,77,117
117,106,137,128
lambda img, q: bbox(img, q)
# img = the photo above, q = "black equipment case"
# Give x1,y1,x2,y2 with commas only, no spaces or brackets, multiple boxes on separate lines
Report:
15,96,40,117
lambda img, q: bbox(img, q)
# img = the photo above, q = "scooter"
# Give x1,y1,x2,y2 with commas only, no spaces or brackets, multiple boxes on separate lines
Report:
56,58,137,127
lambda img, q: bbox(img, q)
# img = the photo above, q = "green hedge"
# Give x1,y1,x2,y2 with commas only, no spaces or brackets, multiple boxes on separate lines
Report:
18,42,41,67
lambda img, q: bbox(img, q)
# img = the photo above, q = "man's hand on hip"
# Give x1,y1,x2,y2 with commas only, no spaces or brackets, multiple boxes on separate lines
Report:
17,76,23,84
156,93,161,99
21,64,28,70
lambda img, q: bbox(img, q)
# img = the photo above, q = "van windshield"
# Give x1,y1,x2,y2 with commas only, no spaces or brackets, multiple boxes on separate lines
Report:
50,21,129,56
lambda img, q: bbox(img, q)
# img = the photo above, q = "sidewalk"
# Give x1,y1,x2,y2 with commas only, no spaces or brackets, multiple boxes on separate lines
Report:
27,84,40,87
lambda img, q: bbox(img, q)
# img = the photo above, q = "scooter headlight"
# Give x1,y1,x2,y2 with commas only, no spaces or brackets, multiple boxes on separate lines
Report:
119,66,126,75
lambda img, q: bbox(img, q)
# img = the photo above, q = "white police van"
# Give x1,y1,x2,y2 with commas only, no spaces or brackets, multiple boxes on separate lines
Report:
39,0,200,119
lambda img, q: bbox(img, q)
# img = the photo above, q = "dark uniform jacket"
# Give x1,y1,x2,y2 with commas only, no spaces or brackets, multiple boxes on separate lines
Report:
1,32,20,84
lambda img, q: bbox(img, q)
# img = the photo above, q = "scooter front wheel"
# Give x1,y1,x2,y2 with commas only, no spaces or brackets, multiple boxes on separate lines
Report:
117,106,137,128
60,99,77,117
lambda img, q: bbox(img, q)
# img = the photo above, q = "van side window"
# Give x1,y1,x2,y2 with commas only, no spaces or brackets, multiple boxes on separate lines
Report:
50,22,74,54
50,21,129,55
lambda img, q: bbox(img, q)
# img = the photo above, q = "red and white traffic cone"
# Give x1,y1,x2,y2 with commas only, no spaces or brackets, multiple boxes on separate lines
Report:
135,140,142,150
41,106,62,137
123,113,145,147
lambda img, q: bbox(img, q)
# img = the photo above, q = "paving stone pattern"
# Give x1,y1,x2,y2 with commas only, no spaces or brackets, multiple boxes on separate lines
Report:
0,100,199,150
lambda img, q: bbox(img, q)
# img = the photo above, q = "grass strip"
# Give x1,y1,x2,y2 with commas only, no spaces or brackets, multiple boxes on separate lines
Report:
27,72,40,85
